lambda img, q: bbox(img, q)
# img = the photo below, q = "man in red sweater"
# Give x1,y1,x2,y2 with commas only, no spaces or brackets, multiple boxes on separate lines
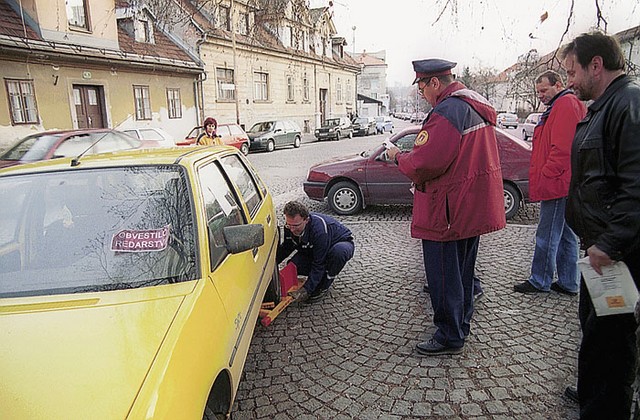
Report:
514,70,586,295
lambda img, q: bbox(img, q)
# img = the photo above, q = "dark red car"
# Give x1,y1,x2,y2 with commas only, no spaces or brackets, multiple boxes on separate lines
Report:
177,123,250,155
303,126,531,219
0,128,154,169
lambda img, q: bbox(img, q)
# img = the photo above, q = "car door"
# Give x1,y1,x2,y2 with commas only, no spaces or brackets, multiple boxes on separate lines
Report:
273,121,287,146
197,159,260,358
364,133,416,204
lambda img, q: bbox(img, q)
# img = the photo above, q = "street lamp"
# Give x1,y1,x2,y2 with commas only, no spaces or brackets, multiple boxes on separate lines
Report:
352,26,356,55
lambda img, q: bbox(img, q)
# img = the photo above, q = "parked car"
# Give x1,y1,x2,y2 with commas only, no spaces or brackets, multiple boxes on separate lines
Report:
497,112,519,129
0,128,154,169
522,112,542,141
409,112,426,124
352,117,376,136
303,126,531,220
375,116,394,134
315,117,353,141
122,127,176,147
0,146,279,419
178,123,251,155
247,120,302,152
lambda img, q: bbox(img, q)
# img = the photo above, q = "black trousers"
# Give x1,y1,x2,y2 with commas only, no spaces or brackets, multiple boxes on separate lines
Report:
421,236,479,348
578,253,639,419
292,240,355,293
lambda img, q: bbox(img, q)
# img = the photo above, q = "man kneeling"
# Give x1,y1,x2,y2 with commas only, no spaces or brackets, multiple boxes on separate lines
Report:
277,201,355,303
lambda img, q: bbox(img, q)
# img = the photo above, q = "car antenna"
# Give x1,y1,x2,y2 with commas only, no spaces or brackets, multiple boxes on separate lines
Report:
70,131,111,167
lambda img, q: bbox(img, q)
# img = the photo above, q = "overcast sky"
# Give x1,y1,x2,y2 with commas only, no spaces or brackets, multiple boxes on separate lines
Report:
310,0,640,86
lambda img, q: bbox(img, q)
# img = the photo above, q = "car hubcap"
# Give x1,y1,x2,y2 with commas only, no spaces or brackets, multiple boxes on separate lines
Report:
334,189,356,211
504,192,514,213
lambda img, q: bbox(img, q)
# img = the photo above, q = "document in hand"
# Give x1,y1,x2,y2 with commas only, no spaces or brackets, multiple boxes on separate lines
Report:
578,257,639,316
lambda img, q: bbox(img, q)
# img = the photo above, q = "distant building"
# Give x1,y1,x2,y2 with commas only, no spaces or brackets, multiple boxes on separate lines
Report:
353,50,389,116
161,0,360,132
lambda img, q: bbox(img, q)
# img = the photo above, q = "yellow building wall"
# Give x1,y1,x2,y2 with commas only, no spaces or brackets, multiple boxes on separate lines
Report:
0,60,199,149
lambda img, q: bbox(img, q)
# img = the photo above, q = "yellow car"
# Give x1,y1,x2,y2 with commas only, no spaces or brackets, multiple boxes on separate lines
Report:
0,146,279,419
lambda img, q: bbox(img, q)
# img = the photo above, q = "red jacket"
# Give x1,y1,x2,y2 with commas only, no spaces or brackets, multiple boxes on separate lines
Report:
397,82,506,241
528,92,586,202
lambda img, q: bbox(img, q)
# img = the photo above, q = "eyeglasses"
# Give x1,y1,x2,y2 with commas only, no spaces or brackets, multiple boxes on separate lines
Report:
417,77,434,94
285,220,306,229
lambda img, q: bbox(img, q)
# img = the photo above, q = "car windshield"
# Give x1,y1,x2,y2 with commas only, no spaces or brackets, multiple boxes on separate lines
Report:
326,118,340,126
0,134,61,162
355,118,368,124
0,166,198,298
248,122,274,133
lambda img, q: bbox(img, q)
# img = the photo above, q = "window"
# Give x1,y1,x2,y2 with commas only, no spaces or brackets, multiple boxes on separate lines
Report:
218,6,230,31
166,88,182,119
286,75,294,102
221,155,262,217
336,78,342,102
5,79,39,124
237,12,248,35
135,19,154,43
216,68,235,100
303,76,309,102
346,79,352,103
198,162,245,269
66,0,89,30
133,85,151,120
254,72,268,101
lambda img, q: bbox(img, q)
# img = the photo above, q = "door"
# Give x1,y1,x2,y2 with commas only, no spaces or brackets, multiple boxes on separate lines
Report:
73,85,106,129
319,89,327,125
273,121,286,146
365,132,417,204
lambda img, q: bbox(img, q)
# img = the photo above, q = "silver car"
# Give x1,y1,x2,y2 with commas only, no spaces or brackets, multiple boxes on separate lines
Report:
522,112,542,141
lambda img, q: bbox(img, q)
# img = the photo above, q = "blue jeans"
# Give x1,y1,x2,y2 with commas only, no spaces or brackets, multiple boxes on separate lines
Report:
529,197,579,292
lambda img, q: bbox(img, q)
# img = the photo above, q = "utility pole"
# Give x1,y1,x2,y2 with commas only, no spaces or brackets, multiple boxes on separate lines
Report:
351,26,356,55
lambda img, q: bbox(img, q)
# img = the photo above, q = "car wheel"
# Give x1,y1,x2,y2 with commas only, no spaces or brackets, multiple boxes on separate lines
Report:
335,131,340,141
293,136,301,148
504,183,522,220
240,142,249,155
328,181,363,215
266,139,275,152
263,264,281,304
348,131,353,139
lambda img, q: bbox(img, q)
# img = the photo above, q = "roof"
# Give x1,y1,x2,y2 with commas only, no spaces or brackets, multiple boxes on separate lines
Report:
353,52,386,66
0,0,201,72
0,146,235,176
357,93,383,104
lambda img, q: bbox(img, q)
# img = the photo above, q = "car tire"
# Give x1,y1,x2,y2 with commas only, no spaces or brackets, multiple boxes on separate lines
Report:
504,182,522,220
240,142,249,155
266,139,275,152
348,131,353,139
293,136,301,148
264,264,281,304
335,131,340,141
328,181,363,215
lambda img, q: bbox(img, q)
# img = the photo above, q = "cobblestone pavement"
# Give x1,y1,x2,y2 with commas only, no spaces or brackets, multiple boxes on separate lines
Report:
234,125,578,419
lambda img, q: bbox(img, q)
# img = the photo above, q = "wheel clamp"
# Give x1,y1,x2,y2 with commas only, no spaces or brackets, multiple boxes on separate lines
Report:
260,262,303,327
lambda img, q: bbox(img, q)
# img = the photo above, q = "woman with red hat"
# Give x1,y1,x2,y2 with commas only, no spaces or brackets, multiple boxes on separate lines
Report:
197,117,223,146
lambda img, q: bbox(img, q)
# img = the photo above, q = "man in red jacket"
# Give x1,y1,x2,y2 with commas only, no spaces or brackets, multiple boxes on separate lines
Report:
387,59,505,355
514,71,586,296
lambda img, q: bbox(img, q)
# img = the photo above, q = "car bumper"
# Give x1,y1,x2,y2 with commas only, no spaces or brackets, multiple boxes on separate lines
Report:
303,181,326,201
315,132,335,140
249,139,267,150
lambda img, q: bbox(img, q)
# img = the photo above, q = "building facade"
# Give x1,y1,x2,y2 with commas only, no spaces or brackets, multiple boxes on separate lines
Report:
0,0,203,148
353,50,389,117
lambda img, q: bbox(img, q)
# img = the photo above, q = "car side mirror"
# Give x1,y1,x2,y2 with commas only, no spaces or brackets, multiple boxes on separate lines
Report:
274,129,283,133
222,224,264,254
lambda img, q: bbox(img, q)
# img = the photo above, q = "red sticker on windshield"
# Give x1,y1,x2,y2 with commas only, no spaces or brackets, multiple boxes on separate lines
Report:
111,226,170,252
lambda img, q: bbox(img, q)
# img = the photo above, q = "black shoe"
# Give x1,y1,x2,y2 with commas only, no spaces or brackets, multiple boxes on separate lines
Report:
513,281,547,294
551,282,578,296
415,338,463,356
563,386,579,403
474,290,484,301
307,288,329,303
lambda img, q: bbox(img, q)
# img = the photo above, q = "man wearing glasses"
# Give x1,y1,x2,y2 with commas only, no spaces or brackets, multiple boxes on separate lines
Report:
387,59,505,355
277,201,354,303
